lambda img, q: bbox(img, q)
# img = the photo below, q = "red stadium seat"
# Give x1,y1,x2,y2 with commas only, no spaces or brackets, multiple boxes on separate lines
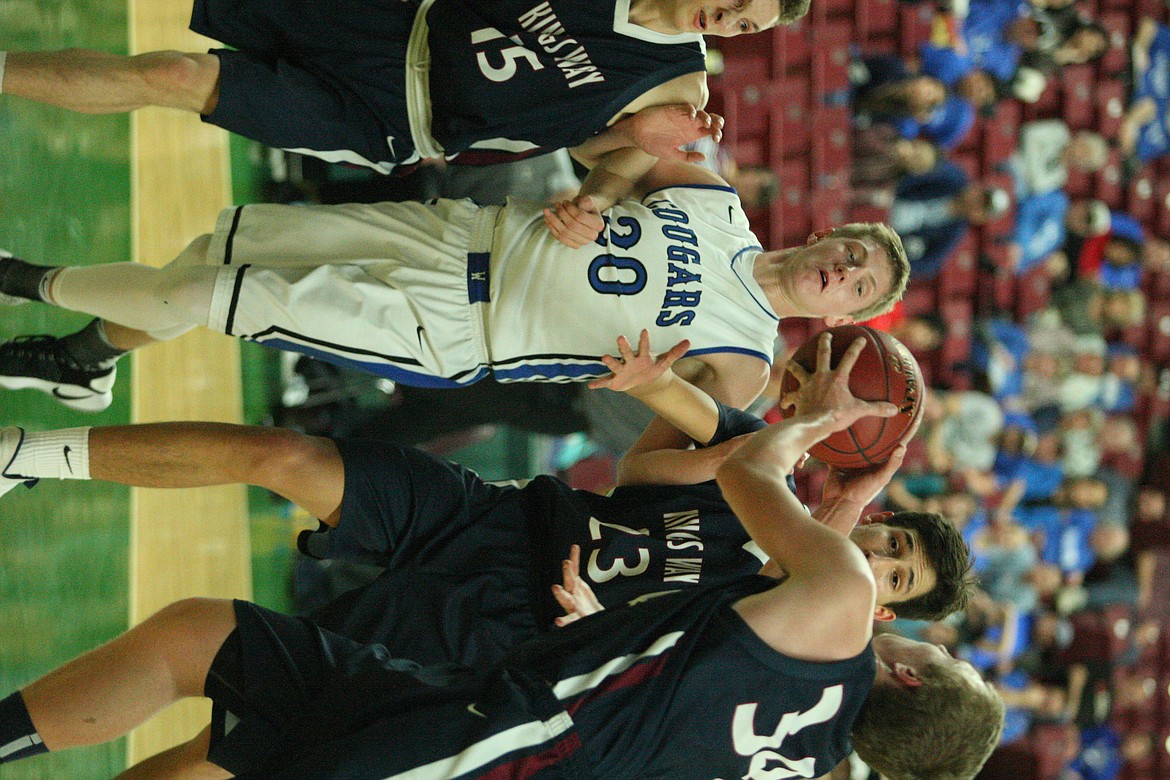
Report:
1065,166,1094,199
1093,151,1125,209
808,186,851,232
1098,12,1132,75
1094,78,1127,138
1145,302,1170,363
1014,265,1052,320
1060,65,1095,130
896,3,933,59
1155,179,1170,237
810,107,852,190
981,101,1021,170
810,21,851,98
938,235,978,300
776,19,811,69
854,0,898,42
938,299,973,368
901,282,937,318
712,36,772,85
770,76,812,160
1126,173,1157,224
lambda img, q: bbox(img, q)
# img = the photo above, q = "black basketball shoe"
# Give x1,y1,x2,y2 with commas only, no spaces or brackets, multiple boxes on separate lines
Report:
0,335,116,412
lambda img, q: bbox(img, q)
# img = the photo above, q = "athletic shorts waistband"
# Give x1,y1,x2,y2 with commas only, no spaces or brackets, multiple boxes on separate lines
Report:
406,0,443,159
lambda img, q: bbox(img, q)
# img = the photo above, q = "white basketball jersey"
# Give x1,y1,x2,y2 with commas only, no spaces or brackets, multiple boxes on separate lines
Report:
486,185,780,381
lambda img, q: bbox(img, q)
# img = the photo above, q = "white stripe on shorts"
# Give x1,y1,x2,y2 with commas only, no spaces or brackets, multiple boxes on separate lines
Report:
381,712,574,780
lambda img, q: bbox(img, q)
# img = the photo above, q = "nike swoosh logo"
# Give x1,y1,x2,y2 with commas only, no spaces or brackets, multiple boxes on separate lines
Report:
52,388,91,401
63,445,73,475
416,326,425,347
467,703,486,718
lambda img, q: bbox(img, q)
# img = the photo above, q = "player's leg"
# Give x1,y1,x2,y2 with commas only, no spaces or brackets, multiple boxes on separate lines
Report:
115,725,229,780
1,423,345,521
0,237,218,410
0,598,234,766
1,50,221,114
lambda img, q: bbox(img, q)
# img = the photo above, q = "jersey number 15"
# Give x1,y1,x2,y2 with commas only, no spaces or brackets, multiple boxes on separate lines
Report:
472,28,545,82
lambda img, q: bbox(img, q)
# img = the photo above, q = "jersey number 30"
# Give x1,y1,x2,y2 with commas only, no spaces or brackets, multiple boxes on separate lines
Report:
472,28,545,82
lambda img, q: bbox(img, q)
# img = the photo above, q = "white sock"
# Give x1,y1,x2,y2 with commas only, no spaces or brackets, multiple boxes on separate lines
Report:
9,428,92,480
0,52,7,94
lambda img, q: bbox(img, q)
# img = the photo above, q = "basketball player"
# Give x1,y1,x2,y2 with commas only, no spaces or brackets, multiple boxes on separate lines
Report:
0,157,909,415
0,366,1003,778
0,332,969,673
0,0,806,173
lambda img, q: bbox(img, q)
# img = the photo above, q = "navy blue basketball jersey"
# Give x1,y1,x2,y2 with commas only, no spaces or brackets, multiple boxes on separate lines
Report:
508,576,876,779
524,405,769,627
307,405,773,668
424,0,705,155
226,578,873,779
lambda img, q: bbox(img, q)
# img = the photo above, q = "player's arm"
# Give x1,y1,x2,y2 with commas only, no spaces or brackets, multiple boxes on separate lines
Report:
607,351,768,482
544,155,730,248
720,334,895,659
571,103,724,164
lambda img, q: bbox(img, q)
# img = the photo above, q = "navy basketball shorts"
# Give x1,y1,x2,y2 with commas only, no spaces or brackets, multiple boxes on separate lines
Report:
301,440,549,665
190,0,419,170
205,601,586,779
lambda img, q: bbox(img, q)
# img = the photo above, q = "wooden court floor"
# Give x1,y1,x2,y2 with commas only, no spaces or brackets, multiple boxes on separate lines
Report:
0,0,256,775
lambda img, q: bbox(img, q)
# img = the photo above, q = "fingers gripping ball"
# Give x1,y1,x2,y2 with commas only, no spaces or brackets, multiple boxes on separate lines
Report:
781,325,925,468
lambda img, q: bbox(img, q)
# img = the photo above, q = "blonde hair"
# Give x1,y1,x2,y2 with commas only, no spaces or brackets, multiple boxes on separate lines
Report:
827,222,910,319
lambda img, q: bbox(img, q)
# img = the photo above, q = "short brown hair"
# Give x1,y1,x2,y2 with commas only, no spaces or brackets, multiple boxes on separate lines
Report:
826,222,909,320
852,662,1005,779
883,512,975,621
777,0,811,24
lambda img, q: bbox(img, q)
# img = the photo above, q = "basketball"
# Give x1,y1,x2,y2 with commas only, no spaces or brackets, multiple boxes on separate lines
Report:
779,325,925,469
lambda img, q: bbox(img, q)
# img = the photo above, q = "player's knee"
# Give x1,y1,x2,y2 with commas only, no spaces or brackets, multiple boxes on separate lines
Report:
148,598,237,694
154,266,218,325
248,429,338,487
134,51,220,113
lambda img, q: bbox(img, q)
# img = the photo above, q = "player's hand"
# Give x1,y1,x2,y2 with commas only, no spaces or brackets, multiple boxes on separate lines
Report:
588,330,691,392
552,545,603,626
781,332,898,434
821,443,908,507
544,195,605,248
627,104,725,162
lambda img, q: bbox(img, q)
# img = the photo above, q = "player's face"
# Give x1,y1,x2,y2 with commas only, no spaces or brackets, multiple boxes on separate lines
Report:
871,632,987,691
778,234,894,320
678,0,780,36
848,520,937,608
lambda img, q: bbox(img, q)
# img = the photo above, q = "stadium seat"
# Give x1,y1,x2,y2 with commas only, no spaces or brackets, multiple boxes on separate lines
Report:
810,21,852,98
938,235,978,300
1060,65,1095,130
901,281,937,317
1126,172,1157,224
808,186,851,232
1155,180,1170,237
981,101,1021,170
1093,150,1125,209
854,0,898,42
712,36,772,85
1098,12,1132,76
810,107,852,190
771,77,812,157
1094,78,1127,138
776,20,811,69
1145,302,1170,363
896,3,933,59
1014,265,1051,320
